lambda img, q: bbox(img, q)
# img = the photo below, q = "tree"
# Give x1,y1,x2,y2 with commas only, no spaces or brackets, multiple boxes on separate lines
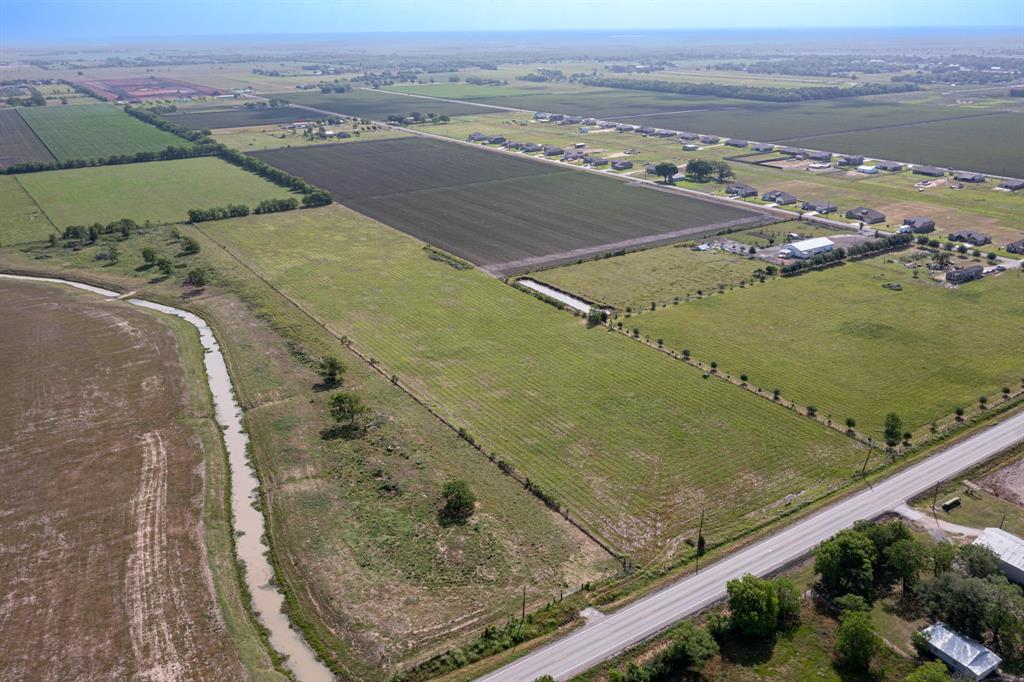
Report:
181,235,201,255
931,541,956,576
834,593,870,613
815,528,876,599
773,576,801,630
186,267,206,287
884,412,903,446
904,661,951,682
956,543,1000,578
329,391,365,427
685,158,714,182
885,538,926,593
652,621,718,674
156,256,173,276
710,160,734,182
653,162,678,183
441,480,475,523
141,246,157,264
834,610,880,670
845,417,857,431
726,574,779,638
319,356,344,386
919,572,992,639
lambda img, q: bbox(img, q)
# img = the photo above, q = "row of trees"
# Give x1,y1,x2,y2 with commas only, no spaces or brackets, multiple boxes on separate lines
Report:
578,77,920,103
188,204,250,223
3,142,217,175
652,159,734,184
780,233,913,275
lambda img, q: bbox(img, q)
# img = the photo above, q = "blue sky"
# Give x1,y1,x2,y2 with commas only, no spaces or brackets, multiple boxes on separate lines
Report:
2,0,1022,43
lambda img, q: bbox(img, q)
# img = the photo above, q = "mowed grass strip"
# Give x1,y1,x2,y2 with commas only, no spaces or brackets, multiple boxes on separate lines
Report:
0,109,56,168
0,176,56,245
250,137,764,267
534,244,766,310
204,205,863,560
631,258,1024,437
16,157,296,227
18,103,186,161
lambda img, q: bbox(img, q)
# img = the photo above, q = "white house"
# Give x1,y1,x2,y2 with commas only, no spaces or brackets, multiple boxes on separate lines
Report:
973,528,1024,584
779,237,834,259
920,623,1001,680
856,165,879,174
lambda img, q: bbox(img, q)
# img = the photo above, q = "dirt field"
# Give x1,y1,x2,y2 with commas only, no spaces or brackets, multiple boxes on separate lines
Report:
0,280,245,680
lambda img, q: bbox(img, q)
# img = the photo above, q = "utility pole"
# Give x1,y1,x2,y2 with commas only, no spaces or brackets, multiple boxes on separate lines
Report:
932,481,940,513
521,585,526,623
696,504,706,574
1000,512,1006,530
861,448,872,477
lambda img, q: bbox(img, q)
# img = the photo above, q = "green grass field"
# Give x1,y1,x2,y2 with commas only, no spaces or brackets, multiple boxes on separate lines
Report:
0,176,57,245
631,257,1024,437
533,245,766,311
202,205,863,561
16,157,295,226
17,103,186,161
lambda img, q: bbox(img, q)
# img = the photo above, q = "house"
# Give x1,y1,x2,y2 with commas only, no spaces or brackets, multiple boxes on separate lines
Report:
953,171,986,183
762,190,798,205
946,264,984,284
533,112,549,120
725,183,758,198
487,136,506,144
610,160,633,171
903,216,936,233
616,124,636,132
802,200,837,214
875,161,903,172
806,150,832,162
467,132,487,142
838,155,864,166
751,142,774,152
778,146,806,157
919,623,1001,680
678,131,699,140
563,115,583,125
578,127,590,134
682,144,699,151
655,129,675,138
846,207,886,224
699,135,720,144
973,528,1024,584
779,237,834,259
949,230,991,246
1007,239,1024,254
725,139,748,148
584,156,608,167
582,117,597,125
542,145,563,156
856,165,879,175
548,114,565,122
998,178,1024,191
913,165,947,177
521,143,543,153
645,164,658,175
638,126,657,135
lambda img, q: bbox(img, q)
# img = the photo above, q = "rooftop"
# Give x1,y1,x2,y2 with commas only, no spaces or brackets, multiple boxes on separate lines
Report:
922,623,1002,678
788,237,834,251
974,528,1024,571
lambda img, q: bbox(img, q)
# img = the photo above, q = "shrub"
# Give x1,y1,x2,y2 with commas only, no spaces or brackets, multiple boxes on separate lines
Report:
441,480,475,523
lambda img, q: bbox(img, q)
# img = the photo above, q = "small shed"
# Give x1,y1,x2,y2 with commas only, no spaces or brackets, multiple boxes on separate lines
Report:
920,623,1001,680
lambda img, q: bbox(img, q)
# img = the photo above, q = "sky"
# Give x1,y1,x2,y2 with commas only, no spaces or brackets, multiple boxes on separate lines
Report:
2,0,1022,44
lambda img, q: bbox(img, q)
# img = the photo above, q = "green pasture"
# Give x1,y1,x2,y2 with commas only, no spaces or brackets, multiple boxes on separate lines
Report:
0,176,57,245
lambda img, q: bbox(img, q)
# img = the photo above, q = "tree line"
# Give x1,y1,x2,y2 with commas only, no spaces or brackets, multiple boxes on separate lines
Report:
577,77,920,103
780,233,913,275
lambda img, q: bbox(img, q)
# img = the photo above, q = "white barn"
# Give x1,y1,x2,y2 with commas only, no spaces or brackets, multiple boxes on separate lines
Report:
920,623,1001,680
779,237,834,259
973,528,1024,584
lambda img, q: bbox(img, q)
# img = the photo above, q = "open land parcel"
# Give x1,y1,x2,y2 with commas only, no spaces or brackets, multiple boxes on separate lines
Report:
0,109,56,168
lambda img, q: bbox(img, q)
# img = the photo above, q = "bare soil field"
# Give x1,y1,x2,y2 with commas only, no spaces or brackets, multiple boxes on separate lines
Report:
0,280,245,681
0,109,56,168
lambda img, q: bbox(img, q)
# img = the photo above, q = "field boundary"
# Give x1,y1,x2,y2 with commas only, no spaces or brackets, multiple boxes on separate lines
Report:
15,107,60,161
11,174,59,235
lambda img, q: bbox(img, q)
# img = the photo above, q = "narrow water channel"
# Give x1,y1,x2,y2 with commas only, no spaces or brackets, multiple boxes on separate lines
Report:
0,274,333,682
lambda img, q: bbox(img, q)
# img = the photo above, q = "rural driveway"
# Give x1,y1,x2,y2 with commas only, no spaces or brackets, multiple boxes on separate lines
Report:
478,410,1024,682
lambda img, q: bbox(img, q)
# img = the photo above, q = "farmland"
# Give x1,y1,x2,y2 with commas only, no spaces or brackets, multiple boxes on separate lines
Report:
284,88,499,119
249,137,767,270
202,205,864,561
17,103,187,161
163,105,320,130
16,156,295,226
631,256,1024,437
0,279,250,680
532,244,767,311
212,123,411,152
0,109,56,168
0,176,56,245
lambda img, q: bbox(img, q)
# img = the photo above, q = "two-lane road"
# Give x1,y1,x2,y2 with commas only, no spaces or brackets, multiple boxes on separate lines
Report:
481,410,1024,681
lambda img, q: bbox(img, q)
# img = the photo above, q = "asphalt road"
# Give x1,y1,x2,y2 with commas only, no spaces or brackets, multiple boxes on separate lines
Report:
479,410,1024,682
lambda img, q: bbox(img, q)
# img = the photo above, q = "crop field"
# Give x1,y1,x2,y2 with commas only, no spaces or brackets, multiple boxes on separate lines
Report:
533,245,766,311
17,103,187,161
631,257,1024,437
0,176,56,245
163,105,320,130
249,137,767,271
16,156,295,226
0,279,247,680
284,88,498,119
203,205,864,561
0,109,56,168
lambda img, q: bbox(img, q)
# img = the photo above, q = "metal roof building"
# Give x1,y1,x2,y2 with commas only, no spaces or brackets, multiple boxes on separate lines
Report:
920,623,1001,680
779,237,834,259
973,528,1024,584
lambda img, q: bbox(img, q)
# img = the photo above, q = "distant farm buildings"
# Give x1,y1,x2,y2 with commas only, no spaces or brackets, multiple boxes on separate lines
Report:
973,528,1024,584
919,623,1001,681
780,236,834,259
946,264,984,284
846,207,886,224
